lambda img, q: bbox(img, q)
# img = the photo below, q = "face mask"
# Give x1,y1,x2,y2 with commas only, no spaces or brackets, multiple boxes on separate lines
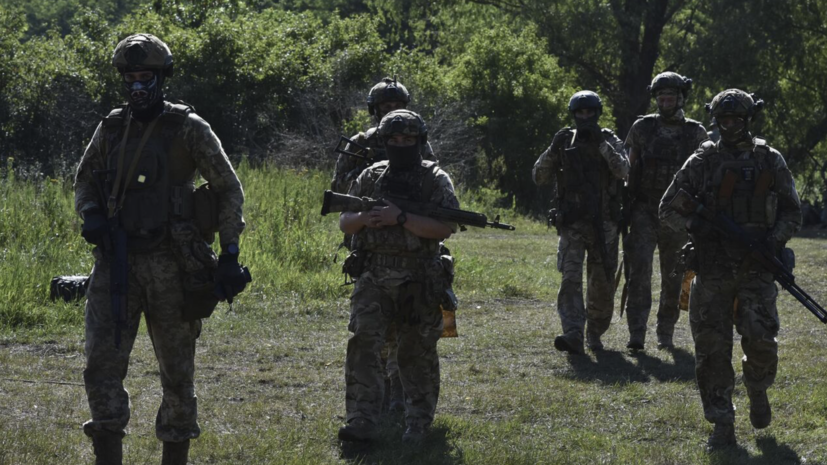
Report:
123,72,163,111
718,116,748,145
386,144,421,170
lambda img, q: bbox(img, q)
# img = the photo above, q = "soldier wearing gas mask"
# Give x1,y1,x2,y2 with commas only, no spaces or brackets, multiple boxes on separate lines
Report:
74,33,249,464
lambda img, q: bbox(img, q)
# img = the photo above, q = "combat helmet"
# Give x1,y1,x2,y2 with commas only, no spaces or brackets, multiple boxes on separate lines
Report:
112,33,174,77
378,109,428,143
568,91,603,116
648,72,692,98
706,89,764,119
367,77,411,116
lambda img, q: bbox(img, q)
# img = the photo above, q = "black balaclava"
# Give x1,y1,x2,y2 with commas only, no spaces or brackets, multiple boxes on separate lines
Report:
386,143,422,171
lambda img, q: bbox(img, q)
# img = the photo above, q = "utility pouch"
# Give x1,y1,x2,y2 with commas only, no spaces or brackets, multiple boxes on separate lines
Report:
193,183,220,243
342,250,367,282
182,268,219,321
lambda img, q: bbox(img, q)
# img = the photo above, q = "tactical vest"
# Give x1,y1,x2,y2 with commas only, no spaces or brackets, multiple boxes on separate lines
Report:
695,138,778,273
700,139,777,233
101,102,198,251
554,129,622,224
637,116,702,199
353,160,442,257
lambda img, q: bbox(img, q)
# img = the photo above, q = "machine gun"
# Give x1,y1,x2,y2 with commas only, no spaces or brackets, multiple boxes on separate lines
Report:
93,169,130,347
321,190,516,231
668,188,827,323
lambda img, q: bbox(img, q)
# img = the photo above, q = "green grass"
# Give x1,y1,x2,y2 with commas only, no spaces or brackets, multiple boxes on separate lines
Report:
1,163,826,464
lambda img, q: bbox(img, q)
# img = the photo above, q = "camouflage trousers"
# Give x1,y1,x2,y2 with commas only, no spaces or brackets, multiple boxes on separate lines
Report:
555,219,619,341
689,271,779,425
346,270,443,428
82,245,202,443
623,202,688,341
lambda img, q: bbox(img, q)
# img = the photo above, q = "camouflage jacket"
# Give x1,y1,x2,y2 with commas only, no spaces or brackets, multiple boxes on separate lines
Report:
331,127,436,194
74,102,245,246
659,137,801,272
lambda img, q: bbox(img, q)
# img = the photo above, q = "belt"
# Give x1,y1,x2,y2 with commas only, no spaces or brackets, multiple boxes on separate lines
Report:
368,253,436,270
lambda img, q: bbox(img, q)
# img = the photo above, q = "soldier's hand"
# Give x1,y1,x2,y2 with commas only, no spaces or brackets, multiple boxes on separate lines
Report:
214,253,252,304
81,209,108,246
368,199,402,227
550,129,569,153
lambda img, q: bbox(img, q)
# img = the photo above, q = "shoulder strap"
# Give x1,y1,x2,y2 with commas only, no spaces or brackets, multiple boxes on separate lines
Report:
102,106,128,129
420,160,440,202
163,102,193,128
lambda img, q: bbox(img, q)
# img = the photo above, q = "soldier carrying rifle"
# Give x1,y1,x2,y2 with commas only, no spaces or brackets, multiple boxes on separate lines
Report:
532,91,629,354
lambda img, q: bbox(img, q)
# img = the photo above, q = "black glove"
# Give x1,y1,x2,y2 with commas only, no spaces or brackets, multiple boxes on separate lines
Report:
550,129,570,153
214,253,252,304
81,209,109,246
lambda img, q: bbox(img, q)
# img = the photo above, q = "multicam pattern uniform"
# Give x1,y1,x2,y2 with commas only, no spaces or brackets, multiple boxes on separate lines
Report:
345,160,458,429
624,111,708,343
533,129,629,344
74,103,245,442
659,137,801,425
331,127,435,194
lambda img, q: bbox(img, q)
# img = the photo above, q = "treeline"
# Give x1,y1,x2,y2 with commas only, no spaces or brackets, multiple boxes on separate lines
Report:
2,0,827,212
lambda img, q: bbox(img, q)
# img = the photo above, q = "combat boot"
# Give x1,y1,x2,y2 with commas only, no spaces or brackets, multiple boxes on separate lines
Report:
338,417,376,442
388,375,405,413
402,424,429,445
586,330,604,352
91,430,123,465
706,423,736,452
747,387,772,429
656,333,674,350
626,331,645,351
161,439,190,465
553,333,584,355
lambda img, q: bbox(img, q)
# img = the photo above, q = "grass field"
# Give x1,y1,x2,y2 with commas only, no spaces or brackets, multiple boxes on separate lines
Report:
1,164,826,464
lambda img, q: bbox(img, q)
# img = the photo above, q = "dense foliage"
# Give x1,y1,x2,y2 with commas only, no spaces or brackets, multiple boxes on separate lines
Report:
3,0,827,208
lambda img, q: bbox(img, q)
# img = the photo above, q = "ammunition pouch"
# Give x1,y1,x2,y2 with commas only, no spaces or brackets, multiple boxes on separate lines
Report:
342,250,368,281
439,250,458,311
50,275,90,303
193,183,220,243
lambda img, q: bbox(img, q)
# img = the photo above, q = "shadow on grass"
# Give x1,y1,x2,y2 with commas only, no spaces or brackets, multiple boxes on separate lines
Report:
340,422,463,465
707,434,803,465
562,346,695,385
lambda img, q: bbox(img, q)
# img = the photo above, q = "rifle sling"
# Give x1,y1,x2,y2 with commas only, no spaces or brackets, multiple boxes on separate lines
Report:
108,116,159,218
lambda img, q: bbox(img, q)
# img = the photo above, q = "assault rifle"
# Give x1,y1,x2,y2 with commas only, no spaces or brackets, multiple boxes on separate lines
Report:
668,188,827,323
93,169,130,347
333,135,382,162
321,190,516,231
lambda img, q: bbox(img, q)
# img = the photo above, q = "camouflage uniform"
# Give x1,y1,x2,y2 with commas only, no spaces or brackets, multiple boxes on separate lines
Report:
534,115,629,350
75,102,245,443
344,159,457,430
660,94,801,430
624,110,707,346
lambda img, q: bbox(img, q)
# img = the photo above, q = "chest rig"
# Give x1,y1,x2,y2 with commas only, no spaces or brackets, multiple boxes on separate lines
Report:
554,129,621,224
101,102,198,251
637,116,701,198
700,139,777,234
353,160,441,257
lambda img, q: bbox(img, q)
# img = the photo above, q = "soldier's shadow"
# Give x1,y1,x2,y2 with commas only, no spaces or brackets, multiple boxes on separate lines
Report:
340,421,464,464
564,346,695,384
708,434,803,465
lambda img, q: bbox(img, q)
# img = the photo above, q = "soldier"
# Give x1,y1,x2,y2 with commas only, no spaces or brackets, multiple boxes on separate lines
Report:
337,110,457,444
75,34,249,464
622,72,709,350
660,89,801,451
330,77,435,195
332,78,437,414
533,91,629,353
